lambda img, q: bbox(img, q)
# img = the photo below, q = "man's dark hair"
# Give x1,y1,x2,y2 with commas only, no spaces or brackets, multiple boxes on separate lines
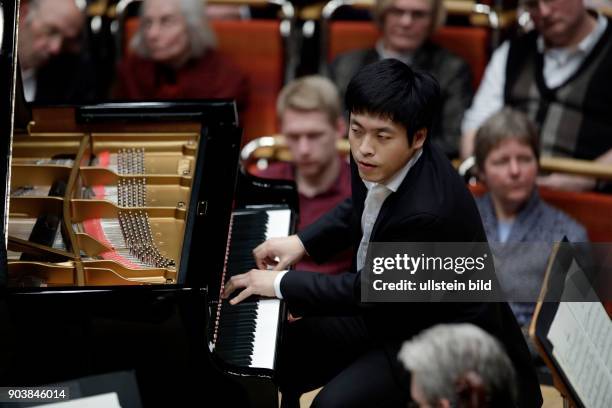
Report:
345,59,441,145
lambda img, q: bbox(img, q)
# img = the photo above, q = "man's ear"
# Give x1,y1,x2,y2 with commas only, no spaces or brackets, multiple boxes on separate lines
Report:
412,128,428,149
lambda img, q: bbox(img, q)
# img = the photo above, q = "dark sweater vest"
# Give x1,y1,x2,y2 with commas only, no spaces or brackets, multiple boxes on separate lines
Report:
504,19,612,160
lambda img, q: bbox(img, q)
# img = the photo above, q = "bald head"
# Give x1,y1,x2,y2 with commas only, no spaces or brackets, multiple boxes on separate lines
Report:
19,0,84,70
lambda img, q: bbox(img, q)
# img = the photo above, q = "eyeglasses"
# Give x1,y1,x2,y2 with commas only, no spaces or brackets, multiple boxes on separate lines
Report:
387,7,432,20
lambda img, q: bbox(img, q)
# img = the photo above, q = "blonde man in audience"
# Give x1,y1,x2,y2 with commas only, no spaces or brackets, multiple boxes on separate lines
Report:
461,0,612,192
255,76,352,275
330,0,472,158
114,0,248,113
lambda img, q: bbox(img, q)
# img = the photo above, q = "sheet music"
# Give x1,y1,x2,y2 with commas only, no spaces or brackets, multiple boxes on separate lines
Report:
548,302,612,408
33,392,122,408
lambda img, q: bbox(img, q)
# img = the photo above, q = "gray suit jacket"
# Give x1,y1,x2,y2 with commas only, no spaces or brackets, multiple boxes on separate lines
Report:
330,42,472,157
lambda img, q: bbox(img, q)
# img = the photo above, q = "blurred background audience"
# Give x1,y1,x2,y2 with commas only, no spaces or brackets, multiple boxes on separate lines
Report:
18,0,100,103
113,0,249,114
461,0,612,191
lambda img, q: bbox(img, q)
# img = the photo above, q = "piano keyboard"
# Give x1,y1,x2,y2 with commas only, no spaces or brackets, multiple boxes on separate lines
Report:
214,208,291,371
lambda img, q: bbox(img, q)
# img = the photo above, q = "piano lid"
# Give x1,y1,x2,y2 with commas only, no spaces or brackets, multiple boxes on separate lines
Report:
0,0,246,291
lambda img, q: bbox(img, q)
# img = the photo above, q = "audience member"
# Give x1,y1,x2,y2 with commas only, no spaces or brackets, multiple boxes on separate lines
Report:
399,323,517,408
18,0,95,103
330,0,473,158
114,0,248,113
474,108,588,328
461,0,612,191
255,76,352,275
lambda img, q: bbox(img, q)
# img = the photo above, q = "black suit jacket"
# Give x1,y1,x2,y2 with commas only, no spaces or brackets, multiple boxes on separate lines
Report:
283,142,542,407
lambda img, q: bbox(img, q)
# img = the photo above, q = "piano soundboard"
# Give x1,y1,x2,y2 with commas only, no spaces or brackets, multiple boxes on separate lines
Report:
7,129,203,286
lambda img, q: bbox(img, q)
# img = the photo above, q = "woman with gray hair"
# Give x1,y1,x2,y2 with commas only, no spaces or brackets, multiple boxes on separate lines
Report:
114,0,248,112
398,323,517,407
330,0,472,158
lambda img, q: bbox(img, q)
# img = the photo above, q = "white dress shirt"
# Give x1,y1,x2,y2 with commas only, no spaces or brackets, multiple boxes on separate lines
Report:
461,14,608,134
273,149,423,298
375,40,414,66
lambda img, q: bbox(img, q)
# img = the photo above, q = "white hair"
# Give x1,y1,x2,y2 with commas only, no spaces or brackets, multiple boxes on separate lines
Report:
398,323,517,405
130,0,217,59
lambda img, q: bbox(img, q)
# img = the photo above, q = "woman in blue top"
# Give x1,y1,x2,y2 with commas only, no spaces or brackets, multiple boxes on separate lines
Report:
473,107,589,328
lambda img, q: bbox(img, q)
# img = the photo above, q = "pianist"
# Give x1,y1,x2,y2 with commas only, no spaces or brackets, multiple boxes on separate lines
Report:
223,60,542,408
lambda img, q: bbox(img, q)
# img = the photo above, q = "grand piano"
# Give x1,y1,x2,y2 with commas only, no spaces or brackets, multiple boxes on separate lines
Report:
0,1,297,406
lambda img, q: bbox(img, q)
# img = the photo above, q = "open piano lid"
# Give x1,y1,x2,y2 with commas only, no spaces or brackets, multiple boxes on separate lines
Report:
0,0,243,291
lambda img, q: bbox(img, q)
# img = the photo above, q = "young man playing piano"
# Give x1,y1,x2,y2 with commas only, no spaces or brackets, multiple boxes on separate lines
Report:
223,60,542,408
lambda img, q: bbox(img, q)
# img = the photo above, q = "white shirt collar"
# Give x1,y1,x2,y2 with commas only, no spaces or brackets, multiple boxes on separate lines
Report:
21,68,36,103
363,148,423,193
375,39,414,66
536,13,607,56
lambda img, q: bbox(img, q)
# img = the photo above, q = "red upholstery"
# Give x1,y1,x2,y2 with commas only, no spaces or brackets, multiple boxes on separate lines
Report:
122,18,283,143
328,22,489,90
212,20,283,143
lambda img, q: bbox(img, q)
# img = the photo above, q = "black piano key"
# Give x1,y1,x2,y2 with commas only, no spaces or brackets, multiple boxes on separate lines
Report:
218,322,257,333
217,327,255,339
215,350,252,364
213,210,273,368
216,344,254,354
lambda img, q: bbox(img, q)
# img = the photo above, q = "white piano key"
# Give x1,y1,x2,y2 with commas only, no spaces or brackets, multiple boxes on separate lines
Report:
265,209,291,239
249,299,281,370
244,208,290,369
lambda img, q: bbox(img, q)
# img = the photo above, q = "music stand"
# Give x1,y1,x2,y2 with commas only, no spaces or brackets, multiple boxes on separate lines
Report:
529,240,612,408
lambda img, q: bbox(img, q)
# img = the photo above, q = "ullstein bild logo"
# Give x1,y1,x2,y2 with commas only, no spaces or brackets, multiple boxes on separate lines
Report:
371,279,493,292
